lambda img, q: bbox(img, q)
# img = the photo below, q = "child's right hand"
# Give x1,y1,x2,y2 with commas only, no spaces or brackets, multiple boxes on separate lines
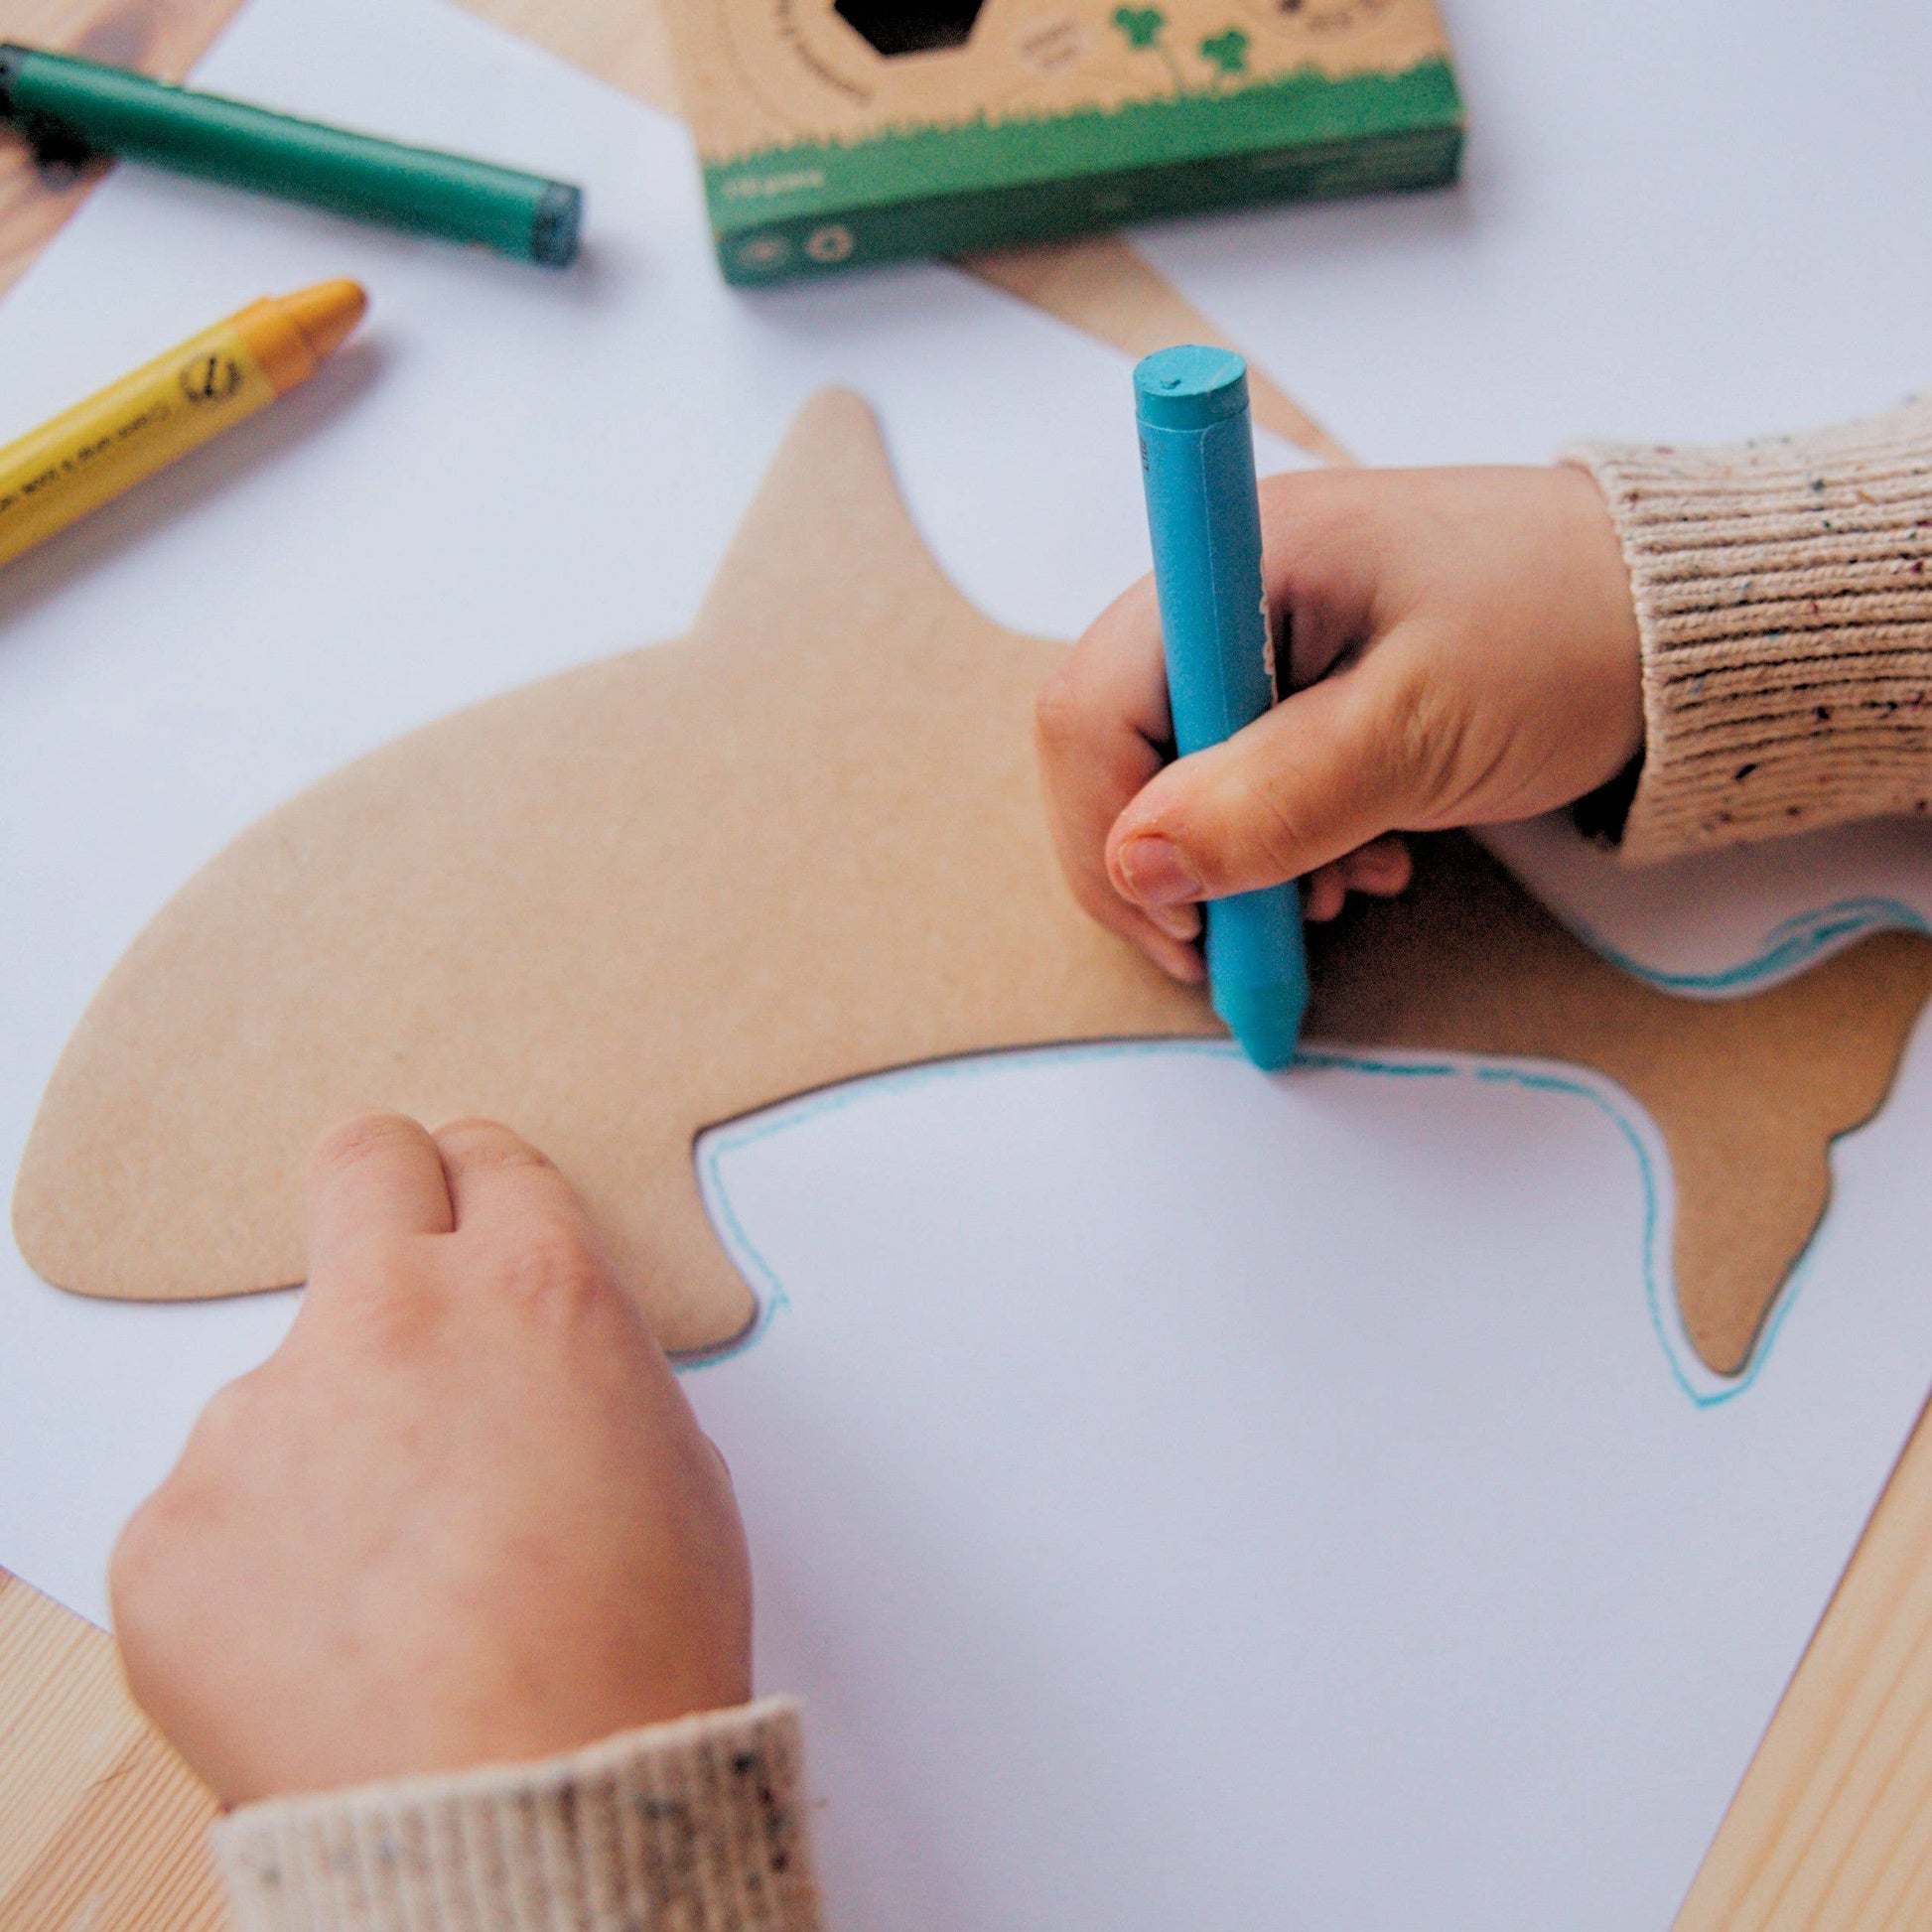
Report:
1035,463,1645,982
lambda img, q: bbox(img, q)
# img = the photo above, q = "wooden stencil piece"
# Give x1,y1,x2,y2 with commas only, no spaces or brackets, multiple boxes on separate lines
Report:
1304,837,1932,1377
12,390,1213,1354
13,389,1932,1374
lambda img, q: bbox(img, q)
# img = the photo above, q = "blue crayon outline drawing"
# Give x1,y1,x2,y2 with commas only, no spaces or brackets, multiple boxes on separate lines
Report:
686,1035,1798,1411
685,850,1932,1409
1562,895,1930,997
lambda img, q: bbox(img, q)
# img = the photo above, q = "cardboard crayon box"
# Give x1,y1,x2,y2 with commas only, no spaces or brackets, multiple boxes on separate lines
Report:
661,0,1462,285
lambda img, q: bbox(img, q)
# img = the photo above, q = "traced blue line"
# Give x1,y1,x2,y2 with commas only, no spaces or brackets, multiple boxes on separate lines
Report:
1574,896,1928,995
681,1038,1786,1409
681,1039,1252,1371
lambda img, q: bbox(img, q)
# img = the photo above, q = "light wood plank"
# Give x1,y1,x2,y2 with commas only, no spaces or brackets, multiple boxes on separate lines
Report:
0,1570,225,1932
0,0,249,300
1676,1397,1932,1928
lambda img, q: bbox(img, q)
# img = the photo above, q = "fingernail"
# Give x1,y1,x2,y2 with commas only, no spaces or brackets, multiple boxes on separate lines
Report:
1148,901,1201,943
1117,836,1202,907
1161,946,1207,985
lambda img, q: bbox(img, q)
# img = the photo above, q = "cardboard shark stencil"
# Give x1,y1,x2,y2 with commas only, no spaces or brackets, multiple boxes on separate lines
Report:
15,390,1932,1379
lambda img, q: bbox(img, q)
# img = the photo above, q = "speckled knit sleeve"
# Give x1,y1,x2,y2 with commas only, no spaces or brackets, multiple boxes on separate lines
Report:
1566,398,1932,865
210,1697,821,1932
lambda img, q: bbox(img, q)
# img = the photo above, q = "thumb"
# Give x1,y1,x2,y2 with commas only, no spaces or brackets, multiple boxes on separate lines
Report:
1106,655,1421,905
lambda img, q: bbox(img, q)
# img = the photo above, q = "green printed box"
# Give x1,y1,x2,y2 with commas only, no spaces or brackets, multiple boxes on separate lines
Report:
663,1,1463,285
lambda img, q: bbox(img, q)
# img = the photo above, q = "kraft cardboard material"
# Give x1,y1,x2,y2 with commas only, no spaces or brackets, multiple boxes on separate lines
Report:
456,0,1354,458
964,230,1354,464
14,390,1930,1376
661,0,1462,283
457,0,1355,460
12,388,1213,1356
1304,837,1932,1379
0,0,1357,471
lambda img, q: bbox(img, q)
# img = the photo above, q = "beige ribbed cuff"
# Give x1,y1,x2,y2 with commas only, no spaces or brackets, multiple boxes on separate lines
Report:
1568,399,1932,865
211,1697,820,1932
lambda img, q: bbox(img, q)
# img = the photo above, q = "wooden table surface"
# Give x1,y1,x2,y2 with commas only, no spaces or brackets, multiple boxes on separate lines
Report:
1,3,1930,1928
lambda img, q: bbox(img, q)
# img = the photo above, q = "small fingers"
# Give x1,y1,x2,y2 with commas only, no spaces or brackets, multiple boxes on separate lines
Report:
1254,468,1392,688
1343,834,1412,897
1108,650,1422,906
1303,836,1414,923
1304,864,1347,923
307,1113,454,1259
434,1118,591,1238
1036,579,1203,982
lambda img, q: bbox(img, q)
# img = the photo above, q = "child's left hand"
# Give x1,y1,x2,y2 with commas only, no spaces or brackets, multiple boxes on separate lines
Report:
109,1112,752,1805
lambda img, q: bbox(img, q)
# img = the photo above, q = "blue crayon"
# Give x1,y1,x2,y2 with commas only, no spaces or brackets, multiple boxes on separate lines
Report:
1133,345,1309,1070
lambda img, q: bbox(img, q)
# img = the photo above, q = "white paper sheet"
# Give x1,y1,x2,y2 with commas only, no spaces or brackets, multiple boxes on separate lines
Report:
0,0,1163,1621
696,1035,1932,1928
3,2,1932,1926
1138,0,1932,466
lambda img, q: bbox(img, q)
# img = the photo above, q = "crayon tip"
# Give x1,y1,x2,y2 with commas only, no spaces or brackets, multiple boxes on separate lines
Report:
282,279,367,364
1214,980,1307,1073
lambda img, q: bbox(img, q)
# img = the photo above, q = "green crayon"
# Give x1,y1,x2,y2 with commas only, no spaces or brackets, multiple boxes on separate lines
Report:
0,44,582,267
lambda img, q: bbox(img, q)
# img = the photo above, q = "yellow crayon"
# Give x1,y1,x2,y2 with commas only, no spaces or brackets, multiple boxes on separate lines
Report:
0,279,366,568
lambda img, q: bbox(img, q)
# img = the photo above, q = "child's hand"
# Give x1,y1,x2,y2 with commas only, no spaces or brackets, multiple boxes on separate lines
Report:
1035,465,1644,982
110,1114,752,1806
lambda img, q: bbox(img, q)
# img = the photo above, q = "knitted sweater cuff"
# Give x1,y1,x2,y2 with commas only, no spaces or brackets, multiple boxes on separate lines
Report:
1567,399,1932,865
210,1697,821,1932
